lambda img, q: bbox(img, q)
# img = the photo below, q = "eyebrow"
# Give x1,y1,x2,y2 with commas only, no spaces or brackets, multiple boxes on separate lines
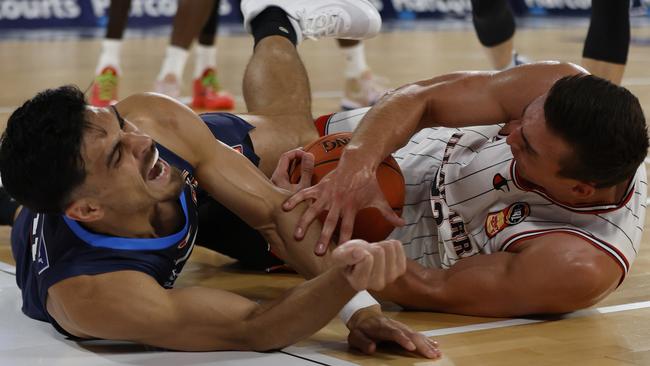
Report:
518,101,540,156
520,124,538,156
106,106,123,168
111,105,125,128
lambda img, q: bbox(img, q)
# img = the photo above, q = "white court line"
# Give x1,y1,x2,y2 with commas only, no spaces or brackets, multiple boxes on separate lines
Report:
283,300,650,366
421,300,650,337
282,347,359,366
0,261,15,275
2,258,649,365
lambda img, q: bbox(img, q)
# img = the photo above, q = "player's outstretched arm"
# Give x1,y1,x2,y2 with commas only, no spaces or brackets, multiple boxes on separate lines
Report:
44,240,413,352
114,94,439,357
376,233,622,317
283,62,586,250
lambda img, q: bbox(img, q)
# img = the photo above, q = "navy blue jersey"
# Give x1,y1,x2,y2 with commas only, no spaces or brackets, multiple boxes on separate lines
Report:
11,113,262,337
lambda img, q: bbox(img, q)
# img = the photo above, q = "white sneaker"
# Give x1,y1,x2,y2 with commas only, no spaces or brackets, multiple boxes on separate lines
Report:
154,74,181,99
341,70,389,110
241,0,381,44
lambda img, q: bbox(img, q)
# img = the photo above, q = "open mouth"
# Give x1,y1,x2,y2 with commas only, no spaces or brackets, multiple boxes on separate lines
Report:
146,148,168,181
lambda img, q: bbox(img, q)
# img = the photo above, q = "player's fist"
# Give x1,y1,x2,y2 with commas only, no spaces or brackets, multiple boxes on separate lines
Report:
332,239,406,291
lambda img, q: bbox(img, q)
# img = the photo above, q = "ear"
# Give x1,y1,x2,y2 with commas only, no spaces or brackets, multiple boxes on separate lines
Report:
571,182,596,198
64,198,104,222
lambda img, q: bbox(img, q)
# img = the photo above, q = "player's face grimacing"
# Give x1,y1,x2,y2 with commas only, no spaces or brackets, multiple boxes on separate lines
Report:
506,94,581,203
75,106,184,217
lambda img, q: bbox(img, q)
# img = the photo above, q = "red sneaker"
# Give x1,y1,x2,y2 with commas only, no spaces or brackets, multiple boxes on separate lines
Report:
192,68,235,110
90,66,119,107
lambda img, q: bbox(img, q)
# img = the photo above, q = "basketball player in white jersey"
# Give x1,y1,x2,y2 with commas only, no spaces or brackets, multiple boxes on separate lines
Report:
284,62,648,316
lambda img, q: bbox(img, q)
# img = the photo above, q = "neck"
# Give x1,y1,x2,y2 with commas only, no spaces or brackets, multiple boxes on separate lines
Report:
81,200,184,238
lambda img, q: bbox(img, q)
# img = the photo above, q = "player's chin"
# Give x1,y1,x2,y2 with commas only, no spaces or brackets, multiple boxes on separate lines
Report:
147,174,184,202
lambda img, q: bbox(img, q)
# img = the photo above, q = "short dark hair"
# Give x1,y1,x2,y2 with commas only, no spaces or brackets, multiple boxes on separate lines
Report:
544,74,648,188
0,85,90,213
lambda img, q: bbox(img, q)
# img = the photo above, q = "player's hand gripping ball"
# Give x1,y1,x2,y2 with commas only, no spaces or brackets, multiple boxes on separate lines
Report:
289,132,405,242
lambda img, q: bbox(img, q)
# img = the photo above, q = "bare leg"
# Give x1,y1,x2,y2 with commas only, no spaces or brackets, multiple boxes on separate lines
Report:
198,0,220,46
170,0,215,49
484,37,514,70
105,0,131,39
241,36,318,176
580,59,625,85
471,0,516,69
580,0,629,85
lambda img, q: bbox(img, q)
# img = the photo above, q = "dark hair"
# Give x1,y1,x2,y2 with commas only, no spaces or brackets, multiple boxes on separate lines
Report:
0,85,89,213
544,74,648,188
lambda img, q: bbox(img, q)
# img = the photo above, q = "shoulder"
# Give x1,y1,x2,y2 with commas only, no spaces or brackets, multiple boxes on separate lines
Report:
513,233,622,297
115,92,191,132
507,61,588,77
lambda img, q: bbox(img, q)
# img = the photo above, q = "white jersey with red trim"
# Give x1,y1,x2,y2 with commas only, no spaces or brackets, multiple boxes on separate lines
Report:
316,109,647,275
431,124,646,277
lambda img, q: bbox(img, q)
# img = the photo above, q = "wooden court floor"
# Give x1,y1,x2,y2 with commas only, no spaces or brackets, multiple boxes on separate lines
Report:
1,21,650,365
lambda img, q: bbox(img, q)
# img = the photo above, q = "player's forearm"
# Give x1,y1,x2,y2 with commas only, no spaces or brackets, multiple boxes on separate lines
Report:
376,256,530,317
139,270,355,351
344,84,429,170
257,192,332,278
244,268,356,350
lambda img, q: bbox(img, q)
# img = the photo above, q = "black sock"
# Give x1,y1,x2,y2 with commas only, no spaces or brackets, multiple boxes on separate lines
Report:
251,6,297,47
0,187,19,226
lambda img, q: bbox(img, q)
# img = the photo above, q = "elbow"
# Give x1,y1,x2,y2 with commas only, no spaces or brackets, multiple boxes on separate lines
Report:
239,324,288,352
537,261,620,314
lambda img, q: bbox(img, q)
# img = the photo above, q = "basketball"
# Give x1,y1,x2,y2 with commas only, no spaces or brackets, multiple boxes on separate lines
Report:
289,132,405,243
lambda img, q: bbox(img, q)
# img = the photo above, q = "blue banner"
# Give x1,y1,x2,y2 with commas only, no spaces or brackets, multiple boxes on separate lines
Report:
0,0,647,30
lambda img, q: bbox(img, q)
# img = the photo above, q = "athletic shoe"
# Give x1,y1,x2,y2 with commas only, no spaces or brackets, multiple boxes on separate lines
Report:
192,68,235,110
341,70,388,110
154,74,181,99
90,66,119,107
241,0,381,44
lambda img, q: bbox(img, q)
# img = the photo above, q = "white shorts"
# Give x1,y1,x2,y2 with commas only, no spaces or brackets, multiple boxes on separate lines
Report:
387,127,458,268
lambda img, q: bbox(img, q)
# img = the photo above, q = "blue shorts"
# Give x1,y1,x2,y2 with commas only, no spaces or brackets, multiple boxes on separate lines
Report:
200,112,260,166
197,113,284,271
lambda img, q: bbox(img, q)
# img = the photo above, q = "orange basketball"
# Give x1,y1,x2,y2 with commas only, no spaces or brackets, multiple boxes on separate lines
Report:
289,132,405,243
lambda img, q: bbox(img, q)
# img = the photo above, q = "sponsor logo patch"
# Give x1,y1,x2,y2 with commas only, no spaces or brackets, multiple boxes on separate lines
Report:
485,202,530,238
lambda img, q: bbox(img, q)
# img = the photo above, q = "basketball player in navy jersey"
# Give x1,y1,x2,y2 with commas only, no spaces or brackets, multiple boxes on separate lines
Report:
0,0,440,358
284,61,648,317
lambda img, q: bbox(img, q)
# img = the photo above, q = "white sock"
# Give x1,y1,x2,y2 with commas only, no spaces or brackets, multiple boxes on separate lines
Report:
194,44,218,79
156,46,189,82
340,42,369,78
95,39,122,75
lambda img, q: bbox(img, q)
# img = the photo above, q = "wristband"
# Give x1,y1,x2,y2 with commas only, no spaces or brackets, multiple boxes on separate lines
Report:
338,291,379,325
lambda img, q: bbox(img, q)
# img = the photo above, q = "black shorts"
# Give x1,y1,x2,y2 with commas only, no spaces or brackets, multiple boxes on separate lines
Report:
196,113,284,271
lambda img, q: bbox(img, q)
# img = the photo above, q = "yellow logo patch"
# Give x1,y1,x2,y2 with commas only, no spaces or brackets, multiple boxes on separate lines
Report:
485,202,530,238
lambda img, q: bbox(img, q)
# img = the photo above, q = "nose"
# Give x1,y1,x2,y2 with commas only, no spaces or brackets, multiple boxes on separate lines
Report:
123,131,154,161
505,125,521,150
